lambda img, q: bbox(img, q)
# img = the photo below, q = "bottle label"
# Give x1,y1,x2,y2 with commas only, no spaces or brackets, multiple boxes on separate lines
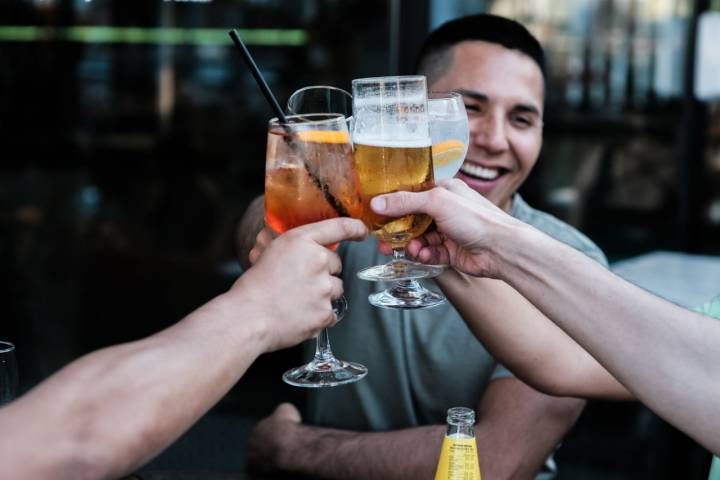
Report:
434,435,481,480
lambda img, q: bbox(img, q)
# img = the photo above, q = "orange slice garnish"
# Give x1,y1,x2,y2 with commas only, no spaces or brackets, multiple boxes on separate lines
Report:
296,130,350,144
432,139,465,167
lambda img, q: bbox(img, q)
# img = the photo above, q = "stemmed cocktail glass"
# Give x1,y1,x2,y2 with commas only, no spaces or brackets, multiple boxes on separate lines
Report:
265,113,367,387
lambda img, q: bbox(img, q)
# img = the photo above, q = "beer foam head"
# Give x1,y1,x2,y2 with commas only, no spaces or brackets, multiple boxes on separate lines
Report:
353,94,428,110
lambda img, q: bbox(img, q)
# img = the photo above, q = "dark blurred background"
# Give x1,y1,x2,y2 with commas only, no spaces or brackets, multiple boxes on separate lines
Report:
1,0,719,478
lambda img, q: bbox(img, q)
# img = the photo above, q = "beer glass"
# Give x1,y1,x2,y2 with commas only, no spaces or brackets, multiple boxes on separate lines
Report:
265,113,367,387
0,341,18,406
429,91,469,181
351,75,446,309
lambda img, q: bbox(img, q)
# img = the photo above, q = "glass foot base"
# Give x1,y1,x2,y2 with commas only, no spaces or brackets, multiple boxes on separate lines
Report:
282,357,367,388
368,282,446,310
357,259,446,282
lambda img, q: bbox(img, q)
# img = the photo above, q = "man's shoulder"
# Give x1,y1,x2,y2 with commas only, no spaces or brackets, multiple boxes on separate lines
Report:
512,195,608,267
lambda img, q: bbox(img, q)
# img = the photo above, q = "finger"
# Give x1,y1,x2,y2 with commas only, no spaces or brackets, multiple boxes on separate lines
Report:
417,245,451,265
248,246,262,265
249,230,273,265
370,189,436,218
318,311,337,331
439,179,502,212
256,228,274,247
377,241,394,256
438,178,481,200
293,218,367,246
405,238,426,258
406,231,445,258
425,230,446,246
329,275,344,300
324,249,343,276
413,231,445,249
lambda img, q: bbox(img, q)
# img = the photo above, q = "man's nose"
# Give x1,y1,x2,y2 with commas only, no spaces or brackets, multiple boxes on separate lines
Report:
470,113,509,154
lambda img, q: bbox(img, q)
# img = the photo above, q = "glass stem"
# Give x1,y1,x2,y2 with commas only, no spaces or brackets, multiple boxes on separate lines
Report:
392,247,407,275
391,278,419,294
314,328,334,362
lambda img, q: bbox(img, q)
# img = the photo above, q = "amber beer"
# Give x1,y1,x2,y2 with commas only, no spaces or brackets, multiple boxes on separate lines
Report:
264,128,363,247
353,139,435,248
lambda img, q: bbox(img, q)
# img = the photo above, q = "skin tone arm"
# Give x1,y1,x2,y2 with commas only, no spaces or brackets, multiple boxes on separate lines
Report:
248,226,586,480
372,180,720,455
434,269,632,400
249,378,584,480
0,218,367,480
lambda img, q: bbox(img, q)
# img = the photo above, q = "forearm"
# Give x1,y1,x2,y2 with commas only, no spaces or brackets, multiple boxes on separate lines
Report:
236,195,265,270
281,424,445,480
497,224,720,454
2,290,265,480
473,378,585,479
435,270,631,400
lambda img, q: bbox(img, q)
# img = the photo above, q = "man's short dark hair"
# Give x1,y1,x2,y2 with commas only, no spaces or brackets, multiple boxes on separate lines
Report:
416,14,546,85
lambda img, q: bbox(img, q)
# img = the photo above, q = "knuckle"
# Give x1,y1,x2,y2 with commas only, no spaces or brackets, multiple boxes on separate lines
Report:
310,247,327,267
320,277,334,297
447,178,464,189
337,217,353,237
330,276,344,297
427,187,442,203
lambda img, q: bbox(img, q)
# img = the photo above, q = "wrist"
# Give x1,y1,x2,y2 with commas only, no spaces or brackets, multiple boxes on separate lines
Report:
205,277,272,356
486,219,538,280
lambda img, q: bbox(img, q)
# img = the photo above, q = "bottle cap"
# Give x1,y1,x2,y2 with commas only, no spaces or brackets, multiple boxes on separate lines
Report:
447,407,475,426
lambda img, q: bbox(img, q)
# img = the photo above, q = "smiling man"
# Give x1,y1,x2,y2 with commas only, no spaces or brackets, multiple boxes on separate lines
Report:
420,22,544,213
240,14,607,480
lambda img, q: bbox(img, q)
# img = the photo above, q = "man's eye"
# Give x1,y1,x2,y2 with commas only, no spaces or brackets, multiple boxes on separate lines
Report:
465,104,481,113
512,115,533,127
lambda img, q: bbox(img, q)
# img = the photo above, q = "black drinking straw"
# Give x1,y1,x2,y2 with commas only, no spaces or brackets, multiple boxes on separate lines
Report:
228,29,287,125
227,29,349,218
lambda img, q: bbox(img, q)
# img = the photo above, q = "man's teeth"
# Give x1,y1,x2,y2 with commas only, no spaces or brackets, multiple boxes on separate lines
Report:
460,163,500,180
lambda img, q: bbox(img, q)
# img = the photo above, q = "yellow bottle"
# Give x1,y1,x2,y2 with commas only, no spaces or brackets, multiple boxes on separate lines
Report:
434,407,481,480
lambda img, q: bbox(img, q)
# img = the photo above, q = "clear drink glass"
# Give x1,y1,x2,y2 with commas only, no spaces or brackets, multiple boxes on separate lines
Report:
429,91,469,181
351,75,446,309
265,113,367,387
286,85,353,118
0,341,18,406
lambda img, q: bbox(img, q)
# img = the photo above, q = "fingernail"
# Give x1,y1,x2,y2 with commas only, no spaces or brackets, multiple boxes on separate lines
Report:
371,196,386,212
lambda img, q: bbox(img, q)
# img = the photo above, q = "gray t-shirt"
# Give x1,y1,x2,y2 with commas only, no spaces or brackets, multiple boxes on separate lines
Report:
305,194,607,467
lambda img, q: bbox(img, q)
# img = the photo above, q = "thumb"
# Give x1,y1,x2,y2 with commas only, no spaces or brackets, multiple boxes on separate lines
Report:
272,402,302,423
371,189,437,218
293,218,367,245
